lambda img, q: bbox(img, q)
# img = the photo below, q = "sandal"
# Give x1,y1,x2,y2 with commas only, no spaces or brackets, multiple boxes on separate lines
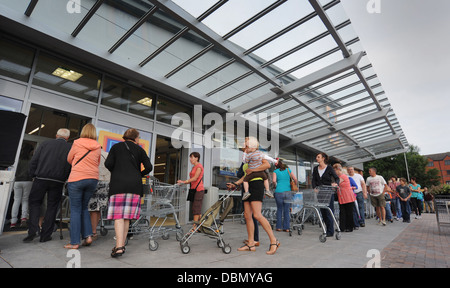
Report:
237,244,256,252
82,236,93,246
64,244,79,249
111,246,125,258
266,240,280,255
243,240,260,247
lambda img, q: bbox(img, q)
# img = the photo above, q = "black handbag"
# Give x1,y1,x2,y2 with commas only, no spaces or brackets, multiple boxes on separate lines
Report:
187,176,203,201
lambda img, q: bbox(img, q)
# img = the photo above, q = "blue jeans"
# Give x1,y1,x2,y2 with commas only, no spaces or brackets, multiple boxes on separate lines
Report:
393,197,402,219
275,192,291,230
355,192,366,225
68,179,98,245
385,201,393,221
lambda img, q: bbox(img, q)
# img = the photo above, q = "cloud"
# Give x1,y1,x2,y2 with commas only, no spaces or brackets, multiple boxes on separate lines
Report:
341,0,450,154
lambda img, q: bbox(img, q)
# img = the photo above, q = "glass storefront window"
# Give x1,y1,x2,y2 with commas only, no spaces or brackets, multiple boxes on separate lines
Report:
101,77,155,119
0,38,35,82
156,95,192,125
0,95,22,112
25,104,89,141
32,52,101,103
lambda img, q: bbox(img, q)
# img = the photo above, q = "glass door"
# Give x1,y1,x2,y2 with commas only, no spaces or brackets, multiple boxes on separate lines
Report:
154,135,182,184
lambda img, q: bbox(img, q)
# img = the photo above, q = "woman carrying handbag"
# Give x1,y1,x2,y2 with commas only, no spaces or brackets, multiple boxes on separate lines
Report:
272,159,297,232
178,152,204,233
104,128,152,257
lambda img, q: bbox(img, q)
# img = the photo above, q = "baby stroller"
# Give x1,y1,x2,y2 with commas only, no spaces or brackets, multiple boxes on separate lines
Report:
179,187,236,254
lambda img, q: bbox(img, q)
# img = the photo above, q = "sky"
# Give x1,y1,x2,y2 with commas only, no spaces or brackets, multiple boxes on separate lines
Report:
340,0,450,155
172,0,449,156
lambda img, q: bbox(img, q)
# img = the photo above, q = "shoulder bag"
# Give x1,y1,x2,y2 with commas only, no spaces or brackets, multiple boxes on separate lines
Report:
187,175,203,202
288,168,298,192
74,150,91,166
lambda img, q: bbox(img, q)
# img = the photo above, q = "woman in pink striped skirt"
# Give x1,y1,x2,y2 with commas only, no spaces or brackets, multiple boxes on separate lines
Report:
105,128,152,257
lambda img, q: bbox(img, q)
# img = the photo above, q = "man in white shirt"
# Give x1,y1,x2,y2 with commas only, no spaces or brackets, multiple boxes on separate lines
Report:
366,167,389,226
348,166,367,227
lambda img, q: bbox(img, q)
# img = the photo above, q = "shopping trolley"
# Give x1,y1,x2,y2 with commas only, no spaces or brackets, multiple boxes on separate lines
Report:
137,182,184,251
262,196,277,229
291,185,341,242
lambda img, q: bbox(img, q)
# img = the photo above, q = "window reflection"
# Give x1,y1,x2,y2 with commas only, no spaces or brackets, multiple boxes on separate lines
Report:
32,52,101,103
101,77,155,119
0,38,35,82
0,96,23,112
156,95,191,125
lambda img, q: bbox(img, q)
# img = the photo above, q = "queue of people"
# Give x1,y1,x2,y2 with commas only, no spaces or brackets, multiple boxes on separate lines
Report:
11,129,430,258
307,152,430,236
17,125,153,258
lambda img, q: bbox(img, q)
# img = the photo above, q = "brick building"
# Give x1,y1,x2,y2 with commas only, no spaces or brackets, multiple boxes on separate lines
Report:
424,152,450,185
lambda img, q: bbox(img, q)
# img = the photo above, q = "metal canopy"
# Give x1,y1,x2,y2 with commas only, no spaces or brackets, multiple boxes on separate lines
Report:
7,0,409,164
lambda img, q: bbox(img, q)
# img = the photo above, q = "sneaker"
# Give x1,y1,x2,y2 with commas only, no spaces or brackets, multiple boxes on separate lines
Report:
10,223,16,229
242,191,251,201
381,220,386,226
20,218,28,228
264,190,274,198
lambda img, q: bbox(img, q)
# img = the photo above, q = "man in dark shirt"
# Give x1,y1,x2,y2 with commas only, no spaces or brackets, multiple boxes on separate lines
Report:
24,128,72,243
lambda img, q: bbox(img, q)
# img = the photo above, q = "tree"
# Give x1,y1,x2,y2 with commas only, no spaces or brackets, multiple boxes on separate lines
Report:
363,144,441,187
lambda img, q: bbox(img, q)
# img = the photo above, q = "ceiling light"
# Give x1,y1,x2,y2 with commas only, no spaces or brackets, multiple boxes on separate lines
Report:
52,67,83,82
28,124,45,135
137,97,153,107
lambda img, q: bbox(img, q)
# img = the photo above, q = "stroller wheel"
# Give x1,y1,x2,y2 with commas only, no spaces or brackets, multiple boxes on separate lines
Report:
222,244,231,254
100,227,108,236
181,243,190,254
149,240,159,251
217,239,224,248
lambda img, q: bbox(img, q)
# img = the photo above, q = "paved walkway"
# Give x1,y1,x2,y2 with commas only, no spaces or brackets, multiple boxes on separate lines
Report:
380,213,450,268
0,213,448,268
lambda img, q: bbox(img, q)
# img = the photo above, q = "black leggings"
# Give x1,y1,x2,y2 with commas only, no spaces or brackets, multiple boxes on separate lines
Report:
410,198,422,216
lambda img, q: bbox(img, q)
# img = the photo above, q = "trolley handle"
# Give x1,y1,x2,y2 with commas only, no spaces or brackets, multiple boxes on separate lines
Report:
314,184,338,191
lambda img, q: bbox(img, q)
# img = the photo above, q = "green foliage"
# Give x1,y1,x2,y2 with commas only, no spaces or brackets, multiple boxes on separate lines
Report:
429,184,450,195
363,144,441,187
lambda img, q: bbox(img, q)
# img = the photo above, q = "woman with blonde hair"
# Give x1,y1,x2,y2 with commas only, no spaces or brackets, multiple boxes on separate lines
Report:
64,123,101,249
333,163,356,232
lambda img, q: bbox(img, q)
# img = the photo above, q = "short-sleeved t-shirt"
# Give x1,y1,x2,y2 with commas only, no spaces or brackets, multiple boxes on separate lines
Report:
244,150,263,169
396,185,411,199
366,175,386,196
273,168,291,193
409,184,422,199
349,173,364,193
